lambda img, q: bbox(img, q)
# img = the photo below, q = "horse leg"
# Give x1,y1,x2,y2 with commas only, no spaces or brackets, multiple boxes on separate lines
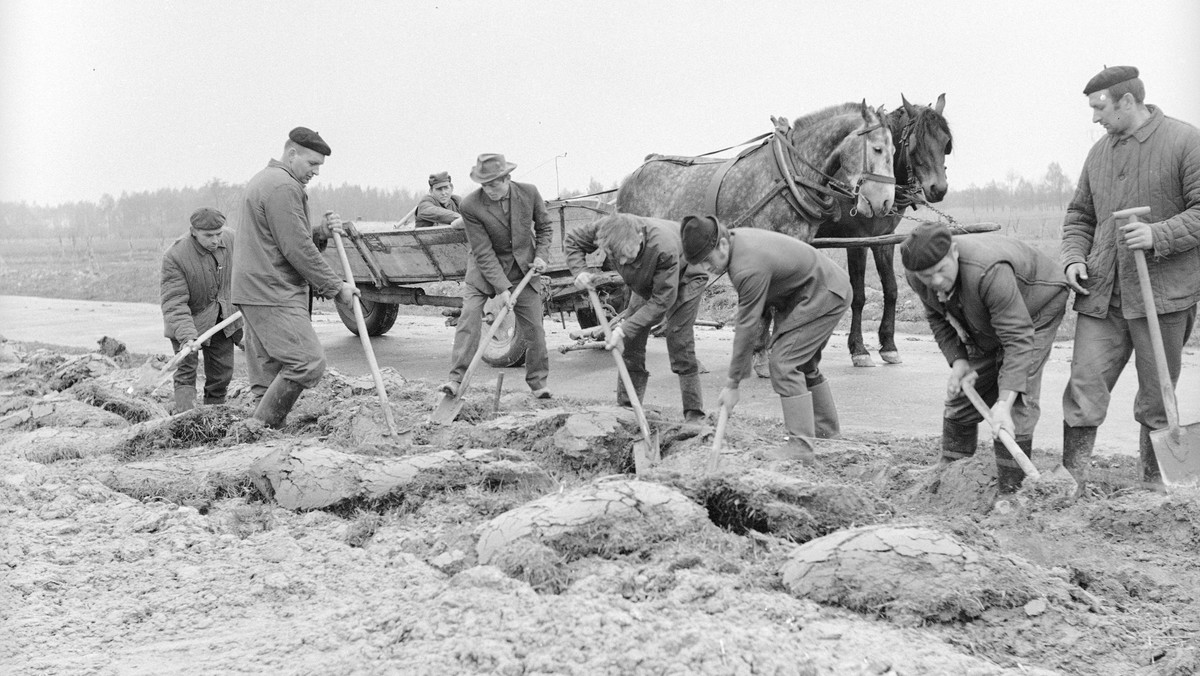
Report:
846,247,874,367
873,244,902,364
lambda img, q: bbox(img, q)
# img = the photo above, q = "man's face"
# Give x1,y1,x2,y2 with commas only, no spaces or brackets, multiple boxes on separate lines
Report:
696,238,731,276
191,228,223,251
286,146,326,184
481,176,511,201
912,247,959,294
609,235,644,266
1089,90,1132,136
431,183,453,206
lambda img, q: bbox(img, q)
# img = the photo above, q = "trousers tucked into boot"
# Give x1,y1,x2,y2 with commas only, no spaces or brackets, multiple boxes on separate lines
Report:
617,371,649,408
995,436,1034,494
767,393,816,465
1061,422,1097,490
941,418,978,463
809,380,840,439
678,373,705,423
173,386,196,414
252,375,306,429
1140,424,1162,485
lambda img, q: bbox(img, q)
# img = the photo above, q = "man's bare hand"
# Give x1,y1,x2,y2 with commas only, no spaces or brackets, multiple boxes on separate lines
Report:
718,386,740,413
336,282,360,305
1065,262,1090,295
605,326,625,353
495,289,512,309
532,257,548,274
573,271,596,291
1120,220,1154,250
946,359,973,399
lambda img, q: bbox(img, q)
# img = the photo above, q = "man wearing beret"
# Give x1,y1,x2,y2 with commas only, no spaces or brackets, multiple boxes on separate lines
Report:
232,127,359,428
414,171,461,228
566,212,709,422
1060,66,1200,488
160,207,243,412
681,216,850,464
902,222,1070,493
440,153,552,398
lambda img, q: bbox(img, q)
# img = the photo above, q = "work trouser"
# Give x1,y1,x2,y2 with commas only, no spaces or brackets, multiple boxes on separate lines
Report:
449,281,549,390
1063,305,1195,429
170,328,238,403
767,299,849,397
239,304,328,397
623,274,706,379
944,303,1066,437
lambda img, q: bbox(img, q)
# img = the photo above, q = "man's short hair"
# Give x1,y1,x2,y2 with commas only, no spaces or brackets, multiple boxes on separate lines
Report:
1106,78,1145,105
595,213,643,256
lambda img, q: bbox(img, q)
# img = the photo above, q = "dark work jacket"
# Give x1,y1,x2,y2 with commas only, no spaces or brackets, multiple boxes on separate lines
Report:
414,194,462,227
161,230,242,342
459,181,552,295
907,234,1069,395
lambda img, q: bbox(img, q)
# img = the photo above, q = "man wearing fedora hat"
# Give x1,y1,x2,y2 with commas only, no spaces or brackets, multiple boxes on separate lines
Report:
161,207,243,412
901,221,1070,494
232,127,360,428
441,153,553,398
681,215,850,464
415,171,461,228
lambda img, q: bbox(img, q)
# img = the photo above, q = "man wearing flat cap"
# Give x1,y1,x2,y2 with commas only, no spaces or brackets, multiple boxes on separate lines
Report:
414,171,461,228
902,222,1069,494
232,126,359,428
160,207,243,412
1060,66,1200,488
682,215,850,464
441,153,553,399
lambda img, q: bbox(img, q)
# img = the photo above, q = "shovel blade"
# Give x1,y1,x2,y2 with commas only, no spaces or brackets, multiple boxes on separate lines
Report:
429,393,464,425
632,440,651,475
1151,424,1200,487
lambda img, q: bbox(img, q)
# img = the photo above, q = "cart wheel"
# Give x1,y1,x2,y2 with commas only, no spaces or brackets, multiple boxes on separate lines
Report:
336,299,400,336
482,296,529,367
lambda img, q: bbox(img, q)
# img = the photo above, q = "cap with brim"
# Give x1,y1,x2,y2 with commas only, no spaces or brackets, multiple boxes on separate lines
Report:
289,126,332,156
900,221,952,271
189,207,226,231
429,171,452,188
680,215,721,265
1083,65,1139,96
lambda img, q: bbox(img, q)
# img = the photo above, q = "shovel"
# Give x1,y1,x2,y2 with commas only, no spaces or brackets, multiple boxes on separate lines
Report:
330,219,399,436
962,380,1078,496
587,288,657,474
1119,206,1200,486
430,268,537,424
707,402,730,474
128,311,243,395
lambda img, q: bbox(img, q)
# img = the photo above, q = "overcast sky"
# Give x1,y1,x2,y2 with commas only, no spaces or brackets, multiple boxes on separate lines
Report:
2,0,1198,205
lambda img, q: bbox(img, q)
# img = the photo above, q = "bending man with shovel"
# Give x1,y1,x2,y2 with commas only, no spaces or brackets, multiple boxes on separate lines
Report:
901,221,1070,494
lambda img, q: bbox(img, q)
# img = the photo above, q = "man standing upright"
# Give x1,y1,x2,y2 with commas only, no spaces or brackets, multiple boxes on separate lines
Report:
1061,66,1200,487
160,207,243,412
440,153,552,398
414,171,461,228
232,127,359,428
681,216,850,464
565,213,708,422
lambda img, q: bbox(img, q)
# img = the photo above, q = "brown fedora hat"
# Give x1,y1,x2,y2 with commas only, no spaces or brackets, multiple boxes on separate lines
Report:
469,153,517,183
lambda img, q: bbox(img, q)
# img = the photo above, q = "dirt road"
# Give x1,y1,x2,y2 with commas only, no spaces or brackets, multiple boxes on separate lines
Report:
6,294,1199,456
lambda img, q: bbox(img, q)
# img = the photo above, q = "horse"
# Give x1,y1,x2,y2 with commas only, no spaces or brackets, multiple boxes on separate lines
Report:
616,101,896,241
814,94,952,367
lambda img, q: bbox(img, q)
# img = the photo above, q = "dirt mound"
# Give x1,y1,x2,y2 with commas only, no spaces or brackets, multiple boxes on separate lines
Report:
1085,489,1200,552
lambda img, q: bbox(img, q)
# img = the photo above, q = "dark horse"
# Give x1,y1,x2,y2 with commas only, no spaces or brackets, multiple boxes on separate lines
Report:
815,94,952,366
617,101,896,240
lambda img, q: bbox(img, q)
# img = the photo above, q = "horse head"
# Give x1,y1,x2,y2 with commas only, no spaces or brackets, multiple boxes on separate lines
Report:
898,93,952,204
824,101,896,219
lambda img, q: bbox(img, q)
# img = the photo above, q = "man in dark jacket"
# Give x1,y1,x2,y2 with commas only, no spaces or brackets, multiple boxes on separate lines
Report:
414,171,461,228
440,153,552,398
231,127,358,428
565,213,708,422
160,207,243,412
902,222,1070,493
681,216,851,464
1060,66,1200,486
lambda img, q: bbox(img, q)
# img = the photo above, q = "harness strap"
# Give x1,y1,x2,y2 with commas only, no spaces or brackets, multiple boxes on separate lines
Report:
703,144,761,217
769,133,831,221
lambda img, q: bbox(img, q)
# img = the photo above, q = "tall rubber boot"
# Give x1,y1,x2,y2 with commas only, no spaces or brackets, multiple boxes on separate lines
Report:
678,373,705,423
1140,424,1162,485
995,436,1034,494
1061,422,1097,491
762,393,816,465
941,418,978,463
809,380,840,439
173,386,195,414
203,395,226,406
252,375,306,429
617,371,649,408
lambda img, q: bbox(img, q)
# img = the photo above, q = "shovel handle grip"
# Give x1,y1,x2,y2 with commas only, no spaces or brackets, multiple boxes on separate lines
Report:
961,380,1041,480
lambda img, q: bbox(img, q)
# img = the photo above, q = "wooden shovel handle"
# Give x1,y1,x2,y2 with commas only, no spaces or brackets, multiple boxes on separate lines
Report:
707,403,729,474
587,288,652,473
961,380,1040,479
457,267,537,397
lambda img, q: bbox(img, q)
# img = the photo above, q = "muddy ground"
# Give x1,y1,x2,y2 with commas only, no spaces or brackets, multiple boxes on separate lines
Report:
2,335,1199,676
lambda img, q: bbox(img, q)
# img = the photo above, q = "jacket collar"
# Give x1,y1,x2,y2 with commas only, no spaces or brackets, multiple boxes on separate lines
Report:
188,232,225,255
268,158,304,185
1112,105,1163,147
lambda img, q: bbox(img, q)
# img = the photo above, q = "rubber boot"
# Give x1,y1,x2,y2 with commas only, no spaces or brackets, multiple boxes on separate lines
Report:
1061,422,1097,491
995,436,1034,494
942,418,978,463
809,380,840,439
617,371,649,408
203,395,226,406
762,394,816,465
1140,424,1162,485
678,373,705,423
252,375,306,429
173,386,195,414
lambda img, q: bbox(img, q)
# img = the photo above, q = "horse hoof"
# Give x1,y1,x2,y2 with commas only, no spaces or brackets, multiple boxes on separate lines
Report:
880,351,902,365
851,355,876,368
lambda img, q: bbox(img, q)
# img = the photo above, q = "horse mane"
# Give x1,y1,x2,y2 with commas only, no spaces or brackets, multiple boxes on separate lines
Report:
911,103,952,154
790,102,870,131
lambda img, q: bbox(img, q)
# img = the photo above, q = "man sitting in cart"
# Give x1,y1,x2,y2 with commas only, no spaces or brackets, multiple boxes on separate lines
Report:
414,171,462,228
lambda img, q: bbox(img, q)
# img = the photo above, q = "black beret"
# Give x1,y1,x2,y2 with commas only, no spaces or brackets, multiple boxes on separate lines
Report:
900,221,952,271
289,126,331,156
429,171,452,187
1083,65,1139,96
189,207,226,231
680,214,721,265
